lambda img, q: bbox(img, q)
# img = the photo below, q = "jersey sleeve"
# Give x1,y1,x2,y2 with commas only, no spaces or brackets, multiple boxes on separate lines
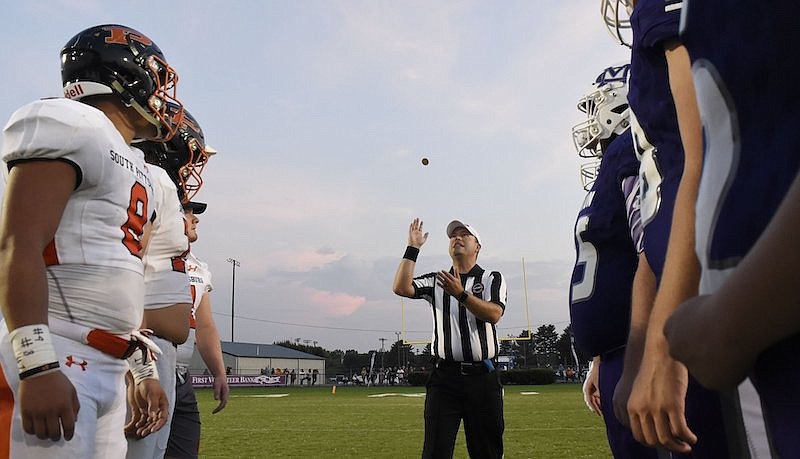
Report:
411,272,436,302
202,260,213,292
635,0,682,49
2,99,106,189
622,175,644,253
487,271,507,311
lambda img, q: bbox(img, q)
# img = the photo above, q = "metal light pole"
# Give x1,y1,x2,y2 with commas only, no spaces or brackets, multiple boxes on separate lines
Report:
395,331,401,367
379,338,386,369
226,258,240,342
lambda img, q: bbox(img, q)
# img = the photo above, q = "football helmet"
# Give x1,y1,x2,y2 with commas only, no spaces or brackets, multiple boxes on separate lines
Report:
600,0,633,47
139,108,215,203
61,24,183,141
572,62,631,159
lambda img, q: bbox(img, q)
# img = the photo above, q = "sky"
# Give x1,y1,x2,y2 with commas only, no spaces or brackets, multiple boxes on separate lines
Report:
0,1,630,353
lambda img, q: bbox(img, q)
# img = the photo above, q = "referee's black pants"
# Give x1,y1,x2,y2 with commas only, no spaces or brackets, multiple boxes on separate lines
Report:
422,364,504,459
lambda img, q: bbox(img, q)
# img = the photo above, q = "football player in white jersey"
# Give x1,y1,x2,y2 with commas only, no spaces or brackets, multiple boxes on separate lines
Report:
128,110,215,458
0,24,183,458
166,201,228,459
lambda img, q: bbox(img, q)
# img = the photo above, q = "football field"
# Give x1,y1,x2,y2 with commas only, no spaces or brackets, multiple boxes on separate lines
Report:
195,383,611,458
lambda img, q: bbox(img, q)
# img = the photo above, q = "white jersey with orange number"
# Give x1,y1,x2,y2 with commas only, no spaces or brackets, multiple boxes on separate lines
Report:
176,251,213,366
1,98,155,332
142,165,192,309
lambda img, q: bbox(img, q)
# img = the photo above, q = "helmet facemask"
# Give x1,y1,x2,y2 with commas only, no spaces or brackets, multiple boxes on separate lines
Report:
176,136,213,203
600,0,633,47
572,84,630,158
139,109,214,204
580,160,602,191
112,49,183,142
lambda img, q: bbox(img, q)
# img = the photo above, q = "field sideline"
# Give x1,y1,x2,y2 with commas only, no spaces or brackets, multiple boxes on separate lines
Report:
194,383,611,458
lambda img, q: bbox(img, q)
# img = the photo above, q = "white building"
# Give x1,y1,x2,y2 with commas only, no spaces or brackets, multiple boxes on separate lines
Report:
190,341,326,380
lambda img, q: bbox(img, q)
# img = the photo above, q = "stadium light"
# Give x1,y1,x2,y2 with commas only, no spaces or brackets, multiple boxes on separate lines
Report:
226,257,240,342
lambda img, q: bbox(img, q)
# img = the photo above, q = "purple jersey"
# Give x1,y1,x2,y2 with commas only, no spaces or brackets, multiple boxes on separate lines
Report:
628,0,684,280
570,132,639,357
684,0,800,455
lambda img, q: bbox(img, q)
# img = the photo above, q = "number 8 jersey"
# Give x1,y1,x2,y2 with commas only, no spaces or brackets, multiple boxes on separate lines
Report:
1,98,155,332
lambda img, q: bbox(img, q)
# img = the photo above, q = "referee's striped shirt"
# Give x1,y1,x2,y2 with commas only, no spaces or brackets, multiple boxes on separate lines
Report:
412,264,507,362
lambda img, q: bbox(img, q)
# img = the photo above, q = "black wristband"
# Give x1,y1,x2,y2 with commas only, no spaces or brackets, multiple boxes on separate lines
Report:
19,361,60,380
457,290,469,303
403,246,419,262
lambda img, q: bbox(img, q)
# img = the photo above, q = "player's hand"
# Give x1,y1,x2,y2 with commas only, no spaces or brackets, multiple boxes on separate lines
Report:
137,379,169,436
125,379,169,438
435,268,463,298
19,371,80,441
665,295,755,390
627,355,696,453
211,377,229,414
124,375,148,439
583,360,601,416
408,218,429,248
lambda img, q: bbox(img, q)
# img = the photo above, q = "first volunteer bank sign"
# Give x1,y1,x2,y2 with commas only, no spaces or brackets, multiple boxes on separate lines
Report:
191,374,287,387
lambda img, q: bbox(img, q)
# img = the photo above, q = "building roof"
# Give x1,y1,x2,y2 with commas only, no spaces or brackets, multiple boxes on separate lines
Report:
221,342,324,360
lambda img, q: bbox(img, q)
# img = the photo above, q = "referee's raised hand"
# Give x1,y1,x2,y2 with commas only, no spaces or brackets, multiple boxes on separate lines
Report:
408,218,429,248
435,268,463,298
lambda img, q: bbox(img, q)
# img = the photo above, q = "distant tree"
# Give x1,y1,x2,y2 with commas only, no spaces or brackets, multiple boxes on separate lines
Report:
385,340,414,368
555,325,590,369
533,324,559,368
342,349,367,371
555,326,572,366
514,330,534,368
499,335,517,356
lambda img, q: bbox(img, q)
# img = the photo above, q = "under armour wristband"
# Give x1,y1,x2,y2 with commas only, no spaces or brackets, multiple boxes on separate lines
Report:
457,290,469,303
403,246,419,262
9,324,60,379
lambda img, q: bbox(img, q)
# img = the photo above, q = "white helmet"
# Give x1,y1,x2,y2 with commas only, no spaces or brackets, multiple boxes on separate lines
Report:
600,0,633,47
572,62,631,159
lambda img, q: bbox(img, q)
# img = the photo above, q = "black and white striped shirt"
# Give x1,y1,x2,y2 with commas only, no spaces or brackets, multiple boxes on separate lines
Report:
412,264,507,362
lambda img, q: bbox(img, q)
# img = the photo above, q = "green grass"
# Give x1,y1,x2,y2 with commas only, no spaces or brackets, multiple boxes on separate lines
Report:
195,384,611,458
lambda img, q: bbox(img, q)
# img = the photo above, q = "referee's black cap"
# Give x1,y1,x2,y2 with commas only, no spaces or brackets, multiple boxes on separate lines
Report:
182,201,207,214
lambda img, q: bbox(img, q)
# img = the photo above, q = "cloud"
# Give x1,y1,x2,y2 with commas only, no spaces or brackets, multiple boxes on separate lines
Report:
305,287,366,317
268,247,346,272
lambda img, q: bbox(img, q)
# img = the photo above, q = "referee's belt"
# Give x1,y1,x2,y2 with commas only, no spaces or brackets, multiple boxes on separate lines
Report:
49,316,153,360
434,359,496,376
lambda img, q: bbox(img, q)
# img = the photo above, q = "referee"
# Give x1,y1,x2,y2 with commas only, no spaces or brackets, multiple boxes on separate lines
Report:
393,218,507,459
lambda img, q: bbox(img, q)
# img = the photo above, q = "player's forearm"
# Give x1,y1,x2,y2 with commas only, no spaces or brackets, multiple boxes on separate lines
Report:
196,326,226,378
643,168,701,359
0,249,50,329
392,258,416,297
666,42,703,185
644,42,703,350
463,296,503,324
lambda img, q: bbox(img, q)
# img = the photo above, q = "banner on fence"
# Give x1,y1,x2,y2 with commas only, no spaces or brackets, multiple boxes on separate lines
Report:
191,374,287,387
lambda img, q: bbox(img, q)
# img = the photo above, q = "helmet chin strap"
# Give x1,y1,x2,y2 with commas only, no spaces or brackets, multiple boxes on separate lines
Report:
110,80,164,140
